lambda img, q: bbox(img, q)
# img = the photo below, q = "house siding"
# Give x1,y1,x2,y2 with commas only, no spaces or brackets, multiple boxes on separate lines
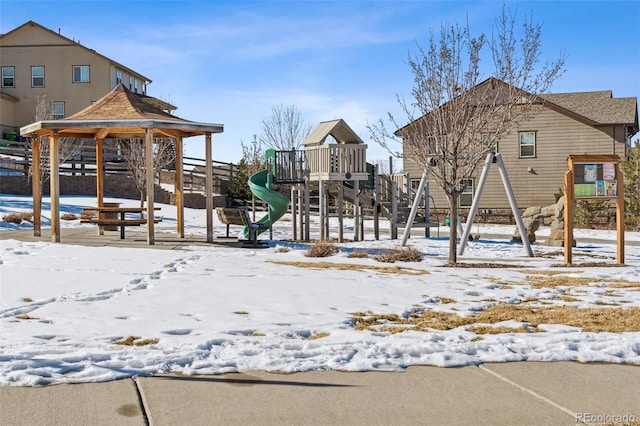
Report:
403,106,628,210
0,21,149,130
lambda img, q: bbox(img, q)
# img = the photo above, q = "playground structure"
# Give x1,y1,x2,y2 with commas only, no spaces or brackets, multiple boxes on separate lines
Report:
244,119,441,243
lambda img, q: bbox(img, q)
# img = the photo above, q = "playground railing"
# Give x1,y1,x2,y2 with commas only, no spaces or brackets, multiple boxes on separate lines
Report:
305,144,367,180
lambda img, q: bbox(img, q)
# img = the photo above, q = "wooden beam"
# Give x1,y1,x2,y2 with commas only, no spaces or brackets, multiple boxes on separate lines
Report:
96,137,105,235
175,136,184,238
616,162,625,265
145,128,155,245
564,162,574,265
95,128,110,140
158,129,183,138
31,137,41,237
205,132,213,243
50,132,60,242
567,154,621,163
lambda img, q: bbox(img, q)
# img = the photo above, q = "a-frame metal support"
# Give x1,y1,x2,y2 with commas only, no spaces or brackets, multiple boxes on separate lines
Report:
400,170,427,246
400,170,460,246
458,152,532,256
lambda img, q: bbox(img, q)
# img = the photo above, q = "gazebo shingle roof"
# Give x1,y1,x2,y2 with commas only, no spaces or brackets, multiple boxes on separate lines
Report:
68,83,185,121
20,83,223,139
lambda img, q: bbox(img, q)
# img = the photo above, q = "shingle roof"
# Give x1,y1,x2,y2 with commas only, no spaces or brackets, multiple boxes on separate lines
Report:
67,83,186,121
21,83,223,138
541,91,638,125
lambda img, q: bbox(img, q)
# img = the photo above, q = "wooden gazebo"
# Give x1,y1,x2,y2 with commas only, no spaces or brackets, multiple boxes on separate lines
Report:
20,84,224,244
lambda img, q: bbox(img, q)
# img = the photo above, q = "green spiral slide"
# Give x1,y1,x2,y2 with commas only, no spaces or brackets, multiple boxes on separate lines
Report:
243,168,289,240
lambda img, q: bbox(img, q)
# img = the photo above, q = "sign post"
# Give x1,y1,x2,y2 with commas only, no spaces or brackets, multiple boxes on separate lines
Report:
564,155,624,265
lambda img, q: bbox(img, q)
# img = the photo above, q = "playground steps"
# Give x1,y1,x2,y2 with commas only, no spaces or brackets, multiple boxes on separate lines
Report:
327,184,375,208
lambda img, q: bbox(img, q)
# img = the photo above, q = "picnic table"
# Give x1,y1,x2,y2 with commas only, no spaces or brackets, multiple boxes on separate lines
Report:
81,206,161,239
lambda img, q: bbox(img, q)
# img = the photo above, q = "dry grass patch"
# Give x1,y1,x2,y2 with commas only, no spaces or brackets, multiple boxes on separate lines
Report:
437,297,457,304
374,247,422,263
306,332,330,340
351,305,640,334
233,311,249,315
552,262,623,268
21,297,33,303
61,213,78,221
594,301,621,306
16,314,39,320
518,269,583,276
80,210,96,220
347,250,370,258
526,275,635,289
3,212,33,224
441,262,522,268
268,260,428,275
502,273,636,289
608,281,640,289
274,246,291,253
556,295,581,302
468,325,531,334
113,336,159,346
540,250,614,262
305,242,338,258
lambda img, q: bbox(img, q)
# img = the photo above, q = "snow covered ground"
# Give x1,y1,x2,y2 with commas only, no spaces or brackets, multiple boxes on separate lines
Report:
1,194,639,386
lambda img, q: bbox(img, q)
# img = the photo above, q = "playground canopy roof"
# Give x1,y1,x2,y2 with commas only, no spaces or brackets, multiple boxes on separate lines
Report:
301,119,364,147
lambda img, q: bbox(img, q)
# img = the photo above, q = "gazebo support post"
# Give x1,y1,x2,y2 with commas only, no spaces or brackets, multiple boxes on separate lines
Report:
50,132,60,242
96,137,105,235
31,136,41,237
205,132,213,243
175,136,184,238
145,129,155,245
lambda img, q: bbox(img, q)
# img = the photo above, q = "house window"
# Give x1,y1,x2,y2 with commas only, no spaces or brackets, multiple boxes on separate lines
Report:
1,66,14,87
519,131,536,158
52,102,65,119
73,65,90,82
460,178,474,207
134,79,139,93
116,69,122,83
32,66,45,87
129,76,133,90
426,135,448,156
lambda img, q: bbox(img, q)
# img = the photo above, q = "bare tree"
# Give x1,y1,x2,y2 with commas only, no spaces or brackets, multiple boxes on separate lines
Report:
369,156,398,175
259,104,312,151
241,134,265,176
29,93,86,188
368,7,565,264
119,138,176,209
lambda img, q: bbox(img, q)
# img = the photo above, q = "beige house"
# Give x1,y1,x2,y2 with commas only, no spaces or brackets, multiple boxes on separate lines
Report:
401,80,639,211
0,20,171,138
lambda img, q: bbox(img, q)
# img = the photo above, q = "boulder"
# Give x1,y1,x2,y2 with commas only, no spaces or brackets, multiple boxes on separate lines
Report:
512,196,574,246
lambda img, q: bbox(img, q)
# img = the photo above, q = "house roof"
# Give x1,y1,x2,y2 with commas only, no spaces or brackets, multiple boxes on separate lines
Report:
396,77,639,136
0,20,151,84
541,91,638,126
301,119,364,146
20,83,223,139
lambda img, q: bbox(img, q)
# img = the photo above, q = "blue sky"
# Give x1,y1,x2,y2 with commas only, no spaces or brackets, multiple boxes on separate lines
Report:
2,0,639,164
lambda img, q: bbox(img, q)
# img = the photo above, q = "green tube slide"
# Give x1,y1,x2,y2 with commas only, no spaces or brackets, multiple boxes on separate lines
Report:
244,169,290,239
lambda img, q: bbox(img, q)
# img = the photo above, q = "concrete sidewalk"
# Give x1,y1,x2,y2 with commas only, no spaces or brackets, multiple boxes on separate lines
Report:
1,362,639,425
